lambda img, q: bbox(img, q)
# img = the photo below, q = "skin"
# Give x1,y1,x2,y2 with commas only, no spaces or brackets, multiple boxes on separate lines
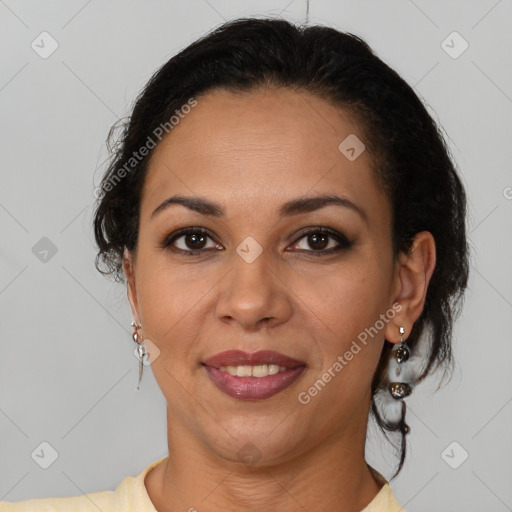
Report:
123,87,436,512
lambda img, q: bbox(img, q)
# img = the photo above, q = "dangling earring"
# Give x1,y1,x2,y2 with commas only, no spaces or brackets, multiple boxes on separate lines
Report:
388,326,412,400
131,320,146,390
387,326,412,435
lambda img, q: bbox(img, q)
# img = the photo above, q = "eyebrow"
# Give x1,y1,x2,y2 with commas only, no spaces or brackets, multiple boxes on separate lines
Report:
151,193,368,223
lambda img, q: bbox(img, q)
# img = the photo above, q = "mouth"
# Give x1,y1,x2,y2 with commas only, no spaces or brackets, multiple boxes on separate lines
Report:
202,350,307,400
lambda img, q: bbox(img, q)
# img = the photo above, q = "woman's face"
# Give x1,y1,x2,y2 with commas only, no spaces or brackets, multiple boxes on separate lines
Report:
125,87,404,464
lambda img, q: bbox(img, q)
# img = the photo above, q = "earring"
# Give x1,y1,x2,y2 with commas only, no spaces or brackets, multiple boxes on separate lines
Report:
131,320,146,390
388,326,412,400
373,325,421,437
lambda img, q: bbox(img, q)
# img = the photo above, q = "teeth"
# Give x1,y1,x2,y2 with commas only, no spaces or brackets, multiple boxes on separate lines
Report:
219,364,290,377
236,365,252,377
268,364,279,375
252,364,268,377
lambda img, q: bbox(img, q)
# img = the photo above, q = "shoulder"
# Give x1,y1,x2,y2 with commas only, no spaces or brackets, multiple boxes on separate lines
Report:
362,466,406,512
0,457,167,512
0,489,117,512
360,482,406,512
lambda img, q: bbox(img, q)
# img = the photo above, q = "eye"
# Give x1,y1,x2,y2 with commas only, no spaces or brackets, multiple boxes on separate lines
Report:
161,226,353,257
288,227,353,256
160,227,222,255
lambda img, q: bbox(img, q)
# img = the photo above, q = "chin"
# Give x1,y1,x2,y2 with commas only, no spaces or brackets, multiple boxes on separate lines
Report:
205,423,304,468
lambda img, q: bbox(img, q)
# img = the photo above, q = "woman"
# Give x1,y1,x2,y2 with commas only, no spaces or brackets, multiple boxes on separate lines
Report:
1,16,469,512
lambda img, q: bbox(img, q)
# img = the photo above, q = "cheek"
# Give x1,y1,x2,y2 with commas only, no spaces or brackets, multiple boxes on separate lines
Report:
306,270,387,393
302,260,375,320
134,252,208,345
299,259,389,359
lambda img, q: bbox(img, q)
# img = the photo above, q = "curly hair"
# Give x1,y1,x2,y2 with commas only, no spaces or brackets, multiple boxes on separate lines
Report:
93,17,470,480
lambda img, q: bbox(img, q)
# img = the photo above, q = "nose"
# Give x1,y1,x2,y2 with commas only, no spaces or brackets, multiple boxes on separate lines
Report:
215,249,293,331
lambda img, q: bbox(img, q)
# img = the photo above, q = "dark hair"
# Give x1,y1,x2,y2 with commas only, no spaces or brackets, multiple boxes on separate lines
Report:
93,17,469,480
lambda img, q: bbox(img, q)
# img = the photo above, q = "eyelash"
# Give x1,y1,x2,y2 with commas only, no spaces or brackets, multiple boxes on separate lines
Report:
160,226,353,257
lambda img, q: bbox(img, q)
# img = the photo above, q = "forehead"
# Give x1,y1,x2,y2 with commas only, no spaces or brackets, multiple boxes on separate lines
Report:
141,87,390,229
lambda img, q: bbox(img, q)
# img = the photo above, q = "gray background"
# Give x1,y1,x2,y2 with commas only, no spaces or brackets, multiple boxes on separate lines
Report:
1,1,511,511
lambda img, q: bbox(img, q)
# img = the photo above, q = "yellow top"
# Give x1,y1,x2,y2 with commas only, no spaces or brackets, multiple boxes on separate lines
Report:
0,458,405,512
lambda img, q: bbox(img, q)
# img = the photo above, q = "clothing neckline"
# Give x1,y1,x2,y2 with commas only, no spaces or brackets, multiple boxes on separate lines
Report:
139,456,168,510
133,457,395,512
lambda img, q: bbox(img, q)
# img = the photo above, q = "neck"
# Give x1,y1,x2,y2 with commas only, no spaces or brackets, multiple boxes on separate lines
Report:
145,408,383,512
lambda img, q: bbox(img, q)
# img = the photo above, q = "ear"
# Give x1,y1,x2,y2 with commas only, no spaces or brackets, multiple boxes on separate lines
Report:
122,248,141,324
384,231,436,343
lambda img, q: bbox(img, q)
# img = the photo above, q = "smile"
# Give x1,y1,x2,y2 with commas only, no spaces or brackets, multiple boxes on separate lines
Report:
219,364,288,377
202,349,307,400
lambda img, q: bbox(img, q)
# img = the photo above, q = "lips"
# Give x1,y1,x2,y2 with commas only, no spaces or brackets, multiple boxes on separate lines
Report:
202,350,306,369
202,350,307,400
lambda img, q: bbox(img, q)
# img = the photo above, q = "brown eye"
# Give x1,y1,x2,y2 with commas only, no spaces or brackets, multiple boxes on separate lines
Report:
179,232,208,250
290,228,352,255
161,226,352,257
161,227,222,255
304,232,330,250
